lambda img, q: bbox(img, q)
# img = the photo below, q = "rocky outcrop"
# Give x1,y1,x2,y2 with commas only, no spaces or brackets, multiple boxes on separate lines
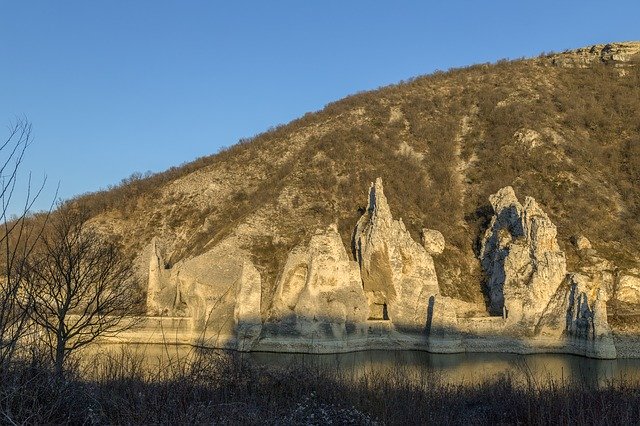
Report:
353,178,440,330
137,239,262,350
421,229,445,255
616,271,640,305
173,242,262,349
480,187,566,325
548,42,640,67
128,182,624,359
564,275,605,337
535,273,616,358
268,225,368,339
481,187,616,358
572,235,592,251
136,237,175,316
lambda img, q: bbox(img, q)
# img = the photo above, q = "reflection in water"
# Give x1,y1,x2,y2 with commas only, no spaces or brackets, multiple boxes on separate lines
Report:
249,351,640,387
86,344,640,387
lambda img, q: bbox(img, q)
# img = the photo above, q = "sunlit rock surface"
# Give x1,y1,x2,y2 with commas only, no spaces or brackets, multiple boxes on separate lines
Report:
353,178,440,329
421,229,445,255
267,224,368,339
137,239,262,350
537,273,616,358
136,237,166,315
548,41,640,67
480,186,566,325
124,182,624,359
617,271,640,304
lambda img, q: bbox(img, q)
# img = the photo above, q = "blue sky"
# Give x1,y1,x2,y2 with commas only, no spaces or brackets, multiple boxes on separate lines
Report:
1,1,639,214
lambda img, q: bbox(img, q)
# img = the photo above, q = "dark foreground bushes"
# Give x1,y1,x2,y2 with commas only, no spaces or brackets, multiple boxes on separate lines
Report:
2,349,640,425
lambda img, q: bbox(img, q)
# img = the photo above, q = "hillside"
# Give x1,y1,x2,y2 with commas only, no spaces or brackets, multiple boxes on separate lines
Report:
71,41,640,318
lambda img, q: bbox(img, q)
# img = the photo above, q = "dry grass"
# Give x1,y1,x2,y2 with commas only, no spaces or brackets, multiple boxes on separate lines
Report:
2,347,640,425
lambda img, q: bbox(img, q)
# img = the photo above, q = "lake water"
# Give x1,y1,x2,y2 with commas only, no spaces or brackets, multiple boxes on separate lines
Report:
87,343,640,387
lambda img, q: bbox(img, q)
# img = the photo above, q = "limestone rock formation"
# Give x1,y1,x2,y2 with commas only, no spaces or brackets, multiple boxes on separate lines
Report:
565,274,602,338
616,270,640,305
136,237,170,315
480,187,566,324
563,275,616,358
353,178,440,330
172,242,262,349
531,270,616,358
132,180,622,358
268,225,368,339
572,235,592,251
549,41,640,67
421,229,445,255
427,295,459,337
139,238,262,350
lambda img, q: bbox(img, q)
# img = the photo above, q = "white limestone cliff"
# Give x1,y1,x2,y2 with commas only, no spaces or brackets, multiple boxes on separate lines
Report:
268,224,368,339
129,182,624,359
136,237,169,315
138,239,262,350
480,187,566,325
538,274,616,358
617,271,640,304
353,178,440,330
480,187,616,357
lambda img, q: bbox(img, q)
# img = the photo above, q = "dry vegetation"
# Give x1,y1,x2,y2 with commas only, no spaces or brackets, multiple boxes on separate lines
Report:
66,48,640,306
2,349,640,424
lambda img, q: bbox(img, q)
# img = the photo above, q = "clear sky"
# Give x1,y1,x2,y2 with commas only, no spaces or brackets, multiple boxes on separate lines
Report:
1,1,639,214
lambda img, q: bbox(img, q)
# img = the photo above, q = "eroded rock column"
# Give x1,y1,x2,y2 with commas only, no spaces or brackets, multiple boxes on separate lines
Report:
353,178,441,330
479,187,566,325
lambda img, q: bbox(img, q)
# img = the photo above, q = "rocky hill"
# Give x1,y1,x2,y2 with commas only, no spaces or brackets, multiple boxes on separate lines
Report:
71,42,640,335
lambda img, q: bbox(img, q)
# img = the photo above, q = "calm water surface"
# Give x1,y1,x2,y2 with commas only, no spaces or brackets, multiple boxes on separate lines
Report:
88,343,640,387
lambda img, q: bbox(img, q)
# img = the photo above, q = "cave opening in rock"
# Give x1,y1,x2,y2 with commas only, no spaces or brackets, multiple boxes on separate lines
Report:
368,302,390,320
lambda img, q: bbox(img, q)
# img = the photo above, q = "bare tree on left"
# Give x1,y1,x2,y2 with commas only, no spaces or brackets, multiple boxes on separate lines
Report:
23,207,141,377
0,118,48,368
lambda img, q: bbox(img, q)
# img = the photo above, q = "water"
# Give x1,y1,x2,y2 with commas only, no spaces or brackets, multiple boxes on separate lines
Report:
249,350,640,387
87,344,640,387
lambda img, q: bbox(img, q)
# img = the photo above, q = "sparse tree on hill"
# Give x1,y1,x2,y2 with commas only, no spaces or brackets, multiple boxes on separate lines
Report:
24,208,141,376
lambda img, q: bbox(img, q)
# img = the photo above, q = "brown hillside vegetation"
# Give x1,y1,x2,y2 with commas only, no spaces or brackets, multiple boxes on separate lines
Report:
69,42,640,309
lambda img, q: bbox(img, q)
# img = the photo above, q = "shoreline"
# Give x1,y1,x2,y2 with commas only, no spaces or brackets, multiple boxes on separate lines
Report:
103,316,640,360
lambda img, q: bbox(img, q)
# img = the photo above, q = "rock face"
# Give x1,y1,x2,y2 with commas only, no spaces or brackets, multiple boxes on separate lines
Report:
616,271,640,304
480,187,566,324
268,225,368,339
549,42,640,67
572,235,592,251
137,237,175,316
353,178,440,329
131,181,621,359
138,239,262,350
564,274,608,338
481,187,616,357
540,274,616,358
426,295,462,351
421,229,445,255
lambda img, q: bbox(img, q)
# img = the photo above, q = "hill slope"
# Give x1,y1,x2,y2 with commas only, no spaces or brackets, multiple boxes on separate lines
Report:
73,42,640,316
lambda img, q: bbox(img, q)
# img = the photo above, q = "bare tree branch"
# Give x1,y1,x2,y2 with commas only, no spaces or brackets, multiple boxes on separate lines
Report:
24,207,142,376
0,118,50,368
